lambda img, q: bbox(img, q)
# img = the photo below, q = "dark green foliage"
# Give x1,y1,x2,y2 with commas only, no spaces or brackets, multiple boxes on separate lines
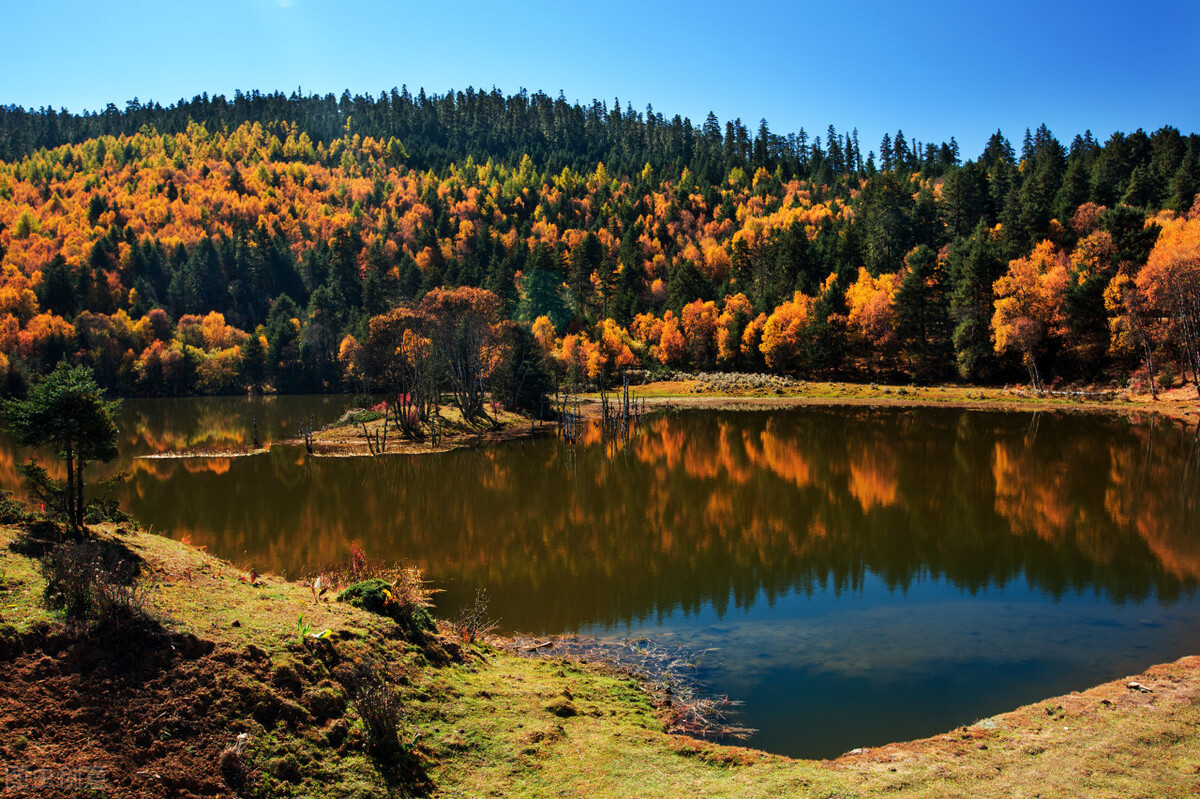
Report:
35,254,83,316
517,264,571,332
1167,153,1198,213
945,161,996,238
895,245,953,380
568,232,603,321
265,294,302,390
493,322,555,415
1005,124,1066,255
337,579,435,639
667,261,714,314
1064,270,1112,375
82,473,136,526
241,331,266,393
948,225,1004,381
0,86,964,192
805,284,845,374
1,364,120,529
860,171,914,275
16,460,66,522
1102,204,1161,266
0,490,30,525
1054,157,1093,223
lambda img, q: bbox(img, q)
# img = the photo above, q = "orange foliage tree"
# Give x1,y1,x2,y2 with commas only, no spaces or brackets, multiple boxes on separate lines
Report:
715,293,754,369
418,287,506,420
556,333,592,388
844,267,899,374
991,241,1070,389
760,291,814,372
359,307,438,434
595,318,637,381
654,311,687,366
531,315,558,352
1104,270,1163,398
680,299,718,369
1136,217,1200,396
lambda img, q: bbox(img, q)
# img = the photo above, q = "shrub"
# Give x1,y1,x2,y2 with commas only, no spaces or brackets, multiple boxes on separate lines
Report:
453,587,499,642
337,575,435,639
0,490,31,525
1158,365,1177,390
354,678,406,760
83,473,136,526
335,408,384,426
17,460,66,522
218,734,251,791
343,664,430,790
39,539,155,630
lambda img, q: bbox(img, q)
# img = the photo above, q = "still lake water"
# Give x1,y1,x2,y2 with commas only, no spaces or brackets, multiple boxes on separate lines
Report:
3,396,1199,759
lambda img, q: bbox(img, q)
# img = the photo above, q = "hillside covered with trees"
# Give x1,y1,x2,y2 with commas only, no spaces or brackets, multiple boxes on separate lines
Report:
0,87,1198,404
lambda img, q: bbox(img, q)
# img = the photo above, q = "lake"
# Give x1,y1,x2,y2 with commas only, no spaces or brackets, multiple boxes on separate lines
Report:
3,396,1198,759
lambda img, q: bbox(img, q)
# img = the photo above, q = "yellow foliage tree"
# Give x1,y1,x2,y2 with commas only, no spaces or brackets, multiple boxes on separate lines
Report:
844,267,900,373
760,291,814,372
991,240,1070,389
680,299,718,369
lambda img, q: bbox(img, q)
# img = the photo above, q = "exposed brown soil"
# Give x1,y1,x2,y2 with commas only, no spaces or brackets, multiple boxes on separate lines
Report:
0,523,457,799
0,623,233,798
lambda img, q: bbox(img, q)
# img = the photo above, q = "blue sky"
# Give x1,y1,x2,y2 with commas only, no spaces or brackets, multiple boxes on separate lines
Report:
6,0,1198,158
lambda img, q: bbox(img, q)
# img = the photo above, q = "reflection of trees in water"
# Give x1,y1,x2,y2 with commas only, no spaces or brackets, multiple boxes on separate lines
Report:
114,408,1200,632
1103,420,1200,582
116,395,354,454
0,395,357,496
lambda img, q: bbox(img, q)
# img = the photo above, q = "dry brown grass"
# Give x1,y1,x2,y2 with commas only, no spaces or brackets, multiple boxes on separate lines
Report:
578,377,1200,428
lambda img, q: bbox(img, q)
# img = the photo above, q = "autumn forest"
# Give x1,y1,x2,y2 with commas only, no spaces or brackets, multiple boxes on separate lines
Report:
0,87,1198,406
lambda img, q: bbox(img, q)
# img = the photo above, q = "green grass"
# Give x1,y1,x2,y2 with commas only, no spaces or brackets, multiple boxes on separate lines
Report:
417,653,849,798
0,537,55,632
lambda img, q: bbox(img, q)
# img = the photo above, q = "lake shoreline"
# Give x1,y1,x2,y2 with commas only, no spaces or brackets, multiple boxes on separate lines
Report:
123,379,1198,460
1,522,1197,797
319,379,1200,456
621,377,1200,426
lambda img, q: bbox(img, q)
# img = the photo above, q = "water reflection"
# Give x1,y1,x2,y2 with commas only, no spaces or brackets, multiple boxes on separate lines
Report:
98,405,1200,624
3,400,1198,757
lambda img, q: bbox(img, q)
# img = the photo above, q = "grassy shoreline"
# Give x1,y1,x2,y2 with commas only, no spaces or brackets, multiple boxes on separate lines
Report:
139,379,1198,462
1,522,1198,797
595,377,1200,426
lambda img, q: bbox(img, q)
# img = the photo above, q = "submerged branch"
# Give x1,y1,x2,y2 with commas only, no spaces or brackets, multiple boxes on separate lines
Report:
505,633,756,741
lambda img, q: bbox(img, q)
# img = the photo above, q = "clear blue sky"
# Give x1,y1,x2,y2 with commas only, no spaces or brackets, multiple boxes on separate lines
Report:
6,0,1198,158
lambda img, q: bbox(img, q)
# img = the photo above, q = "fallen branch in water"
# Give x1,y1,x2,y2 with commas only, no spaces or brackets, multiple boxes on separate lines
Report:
504,633,756,741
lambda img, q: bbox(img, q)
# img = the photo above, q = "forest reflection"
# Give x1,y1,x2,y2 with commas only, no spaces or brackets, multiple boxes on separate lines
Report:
96,404,1200,633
